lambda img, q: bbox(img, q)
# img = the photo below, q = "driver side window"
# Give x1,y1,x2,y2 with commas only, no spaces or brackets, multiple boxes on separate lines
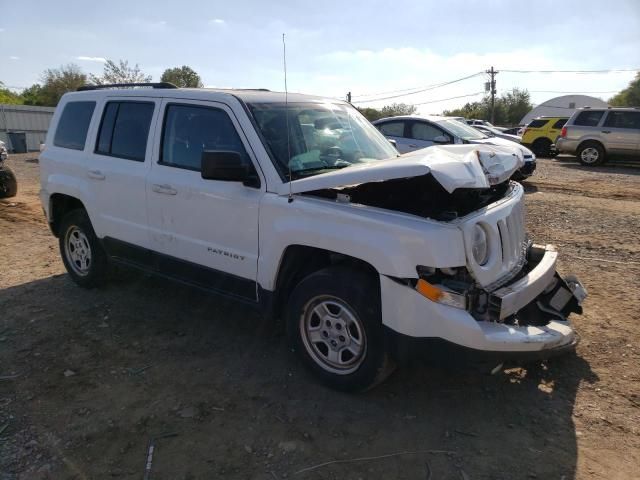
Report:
410,122,448,141
160,104,250,171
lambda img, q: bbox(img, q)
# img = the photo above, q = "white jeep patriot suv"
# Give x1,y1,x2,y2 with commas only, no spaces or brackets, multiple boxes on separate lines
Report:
40,83,586,391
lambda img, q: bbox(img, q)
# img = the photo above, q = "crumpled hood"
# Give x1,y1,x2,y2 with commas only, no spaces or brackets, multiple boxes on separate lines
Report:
278,144,524,195
473,136,534,159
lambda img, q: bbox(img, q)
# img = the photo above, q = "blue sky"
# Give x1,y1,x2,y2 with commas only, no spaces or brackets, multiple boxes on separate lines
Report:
1,0,639,113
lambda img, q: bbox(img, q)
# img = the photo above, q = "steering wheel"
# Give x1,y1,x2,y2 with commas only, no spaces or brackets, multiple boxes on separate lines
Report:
319,146,343,166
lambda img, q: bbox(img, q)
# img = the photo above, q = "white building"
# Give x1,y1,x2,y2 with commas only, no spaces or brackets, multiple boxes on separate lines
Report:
0,104,55,152
519,94,609,126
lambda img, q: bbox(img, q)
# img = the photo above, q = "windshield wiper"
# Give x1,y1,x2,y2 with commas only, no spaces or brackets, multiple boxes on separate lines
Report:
290,164,351,179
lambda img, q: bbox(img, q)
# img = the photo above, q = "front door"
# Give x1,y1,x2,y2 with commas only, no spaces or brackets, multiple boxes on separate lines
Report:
601,111,640,155
145,99,263,301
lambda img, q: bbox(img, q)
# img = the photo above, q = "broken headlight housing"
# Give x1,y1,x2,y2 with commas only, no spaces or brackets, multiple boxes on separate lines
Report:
471,224,489,265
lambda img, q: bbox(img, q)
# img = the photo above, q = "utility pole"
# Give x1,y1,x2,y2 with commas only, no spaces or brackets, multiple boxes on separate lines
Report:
486,66,498,124
346,91,352,104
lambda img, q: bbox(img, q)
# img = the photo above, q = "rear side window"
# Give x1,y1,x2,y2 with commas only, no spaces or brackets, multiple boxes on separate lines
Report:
160,104,250,171
410,122,448,141
377,121,405,137
96,101,155,161
573,110,604,127
603,111,640,129
527,119,548,128
552,118,567,129
54,101,96,150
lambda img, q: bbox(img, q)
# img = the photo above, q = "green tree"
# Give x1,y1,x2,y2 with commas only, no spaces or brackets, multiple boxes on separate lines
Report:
499,88,533,125
90,59,152,85
358,107,384,122
609,72,640,106
358,103,416,122
0,82,24,104
21,84,46,106
26,64,87,106
160,66,203,88
443,88,533,126
380,103,417,117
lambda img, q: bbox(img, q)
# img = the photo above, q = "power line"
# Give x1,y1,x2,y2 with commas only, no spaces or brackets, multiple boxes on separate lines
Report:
352,72,484,103
412,91,484,106
501,68,639,73
352,72,482,98
529,90,617,94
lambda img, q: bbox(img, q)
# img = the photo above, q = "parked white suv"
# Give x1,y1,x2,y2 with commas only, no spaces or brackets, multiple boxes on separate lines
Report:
40,83,586,391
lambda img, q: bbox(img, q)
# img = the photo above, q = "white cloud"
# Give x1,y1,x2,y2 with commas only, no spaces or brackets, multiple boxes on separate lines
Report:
77,56,107,63
209,18,225,25
9,56,19,60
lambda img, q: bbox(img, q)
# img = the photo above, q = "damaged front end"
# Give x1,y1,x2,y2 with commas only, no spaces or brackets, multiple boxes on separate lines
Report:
287,144,586,357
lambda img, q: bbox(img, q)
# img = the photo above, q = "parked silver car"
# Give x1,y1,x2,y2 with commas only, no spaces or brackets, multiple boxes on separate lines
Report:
556,107,640,166
373,115,536,178
473,125,522,144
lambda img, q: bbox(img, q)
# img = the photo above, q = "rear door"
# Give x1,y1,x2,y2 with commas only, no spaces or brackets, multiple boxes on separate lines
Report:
375,120,413,153
601,111,640,155
85,97,159,247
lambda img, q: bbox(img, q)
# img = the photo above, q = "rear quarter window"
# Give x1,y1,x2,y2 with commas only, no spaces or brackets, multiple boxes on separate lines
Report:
53,101,96,150
527,119,548,128
573,111,604,127
377,121,405,137
552,118,568,129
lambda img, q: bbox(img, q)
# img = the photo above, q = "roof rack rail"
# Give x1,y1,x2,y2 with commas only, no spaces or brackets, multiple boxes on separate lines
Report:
76,82,178,92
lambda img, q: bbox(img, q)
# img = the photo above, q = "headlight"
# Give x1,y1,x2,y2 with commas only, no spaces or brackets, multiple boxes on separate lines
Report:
472,224,489,265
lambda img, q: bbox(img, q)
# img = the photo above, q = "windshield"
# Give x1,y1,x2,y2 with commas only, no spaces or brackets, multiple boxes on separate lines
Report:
248,102,399,180
437,119,488,141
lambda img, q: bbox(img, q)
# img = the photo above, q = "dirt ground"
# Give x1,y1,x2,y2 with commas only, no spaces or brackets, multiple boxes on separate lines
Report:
1,152,639,480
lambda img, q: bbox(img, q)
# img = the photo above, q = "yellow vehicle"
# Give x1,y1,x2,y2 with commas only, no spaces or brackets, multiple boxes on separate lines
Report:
521,116,568,157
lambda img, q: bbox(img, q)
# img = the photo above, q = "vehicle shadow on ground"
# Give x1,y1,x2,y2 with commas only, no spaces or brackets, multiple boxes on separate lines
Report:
0,272,597,479
552,156,640,175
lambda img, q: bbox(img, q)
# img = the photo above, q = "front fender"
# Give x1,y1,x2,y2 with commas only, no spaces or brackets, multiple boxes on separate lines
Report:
257,193,466,290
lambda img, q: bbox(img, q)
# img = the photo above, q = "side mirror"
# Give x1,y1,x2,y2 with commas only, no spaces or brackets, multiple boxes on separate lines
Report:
433,135,450,144
201,151,259,188
388,138,398,148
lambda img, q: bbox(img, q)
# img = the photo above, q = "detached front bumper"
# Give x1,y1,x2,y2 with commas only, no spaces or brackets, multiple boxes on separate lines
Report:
380,245,586,359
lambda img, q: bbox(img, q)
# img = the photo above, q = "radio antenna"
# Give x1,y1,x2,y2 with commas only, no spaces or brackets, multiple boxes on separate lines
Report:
283,33,293,203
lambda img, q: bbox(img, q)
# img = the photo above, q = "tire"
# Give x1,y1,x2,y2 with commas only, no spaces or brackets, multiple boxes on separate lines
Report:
0,165,18,198
531,138,552,158
58,209,109,288
577,141,605,166
286,265,395,392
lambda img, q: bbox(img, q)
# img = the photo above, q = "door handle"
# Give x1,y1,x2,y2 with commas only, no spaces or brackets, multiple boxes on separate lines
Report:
151,183,178,195
601,130,611,134
408,144,418,148
87,169,105,180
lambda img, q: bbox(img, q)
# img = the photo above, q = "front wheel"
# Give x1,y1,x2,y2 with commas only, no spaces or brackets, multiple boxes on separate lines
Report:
286,266,394,392
59,209,109,288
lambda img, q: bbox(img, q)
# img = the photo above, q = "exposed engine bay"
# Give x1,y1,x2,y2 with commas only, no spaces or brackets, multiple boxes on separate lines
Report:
303,173,511,221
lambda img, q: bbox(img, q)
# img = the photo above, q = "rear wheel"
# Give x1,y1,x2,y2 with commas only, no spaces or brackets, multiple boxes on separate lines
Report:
531,138,552,157
0,165,17,198
286,266,394,392
59,209,109,288
577,142,605,166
